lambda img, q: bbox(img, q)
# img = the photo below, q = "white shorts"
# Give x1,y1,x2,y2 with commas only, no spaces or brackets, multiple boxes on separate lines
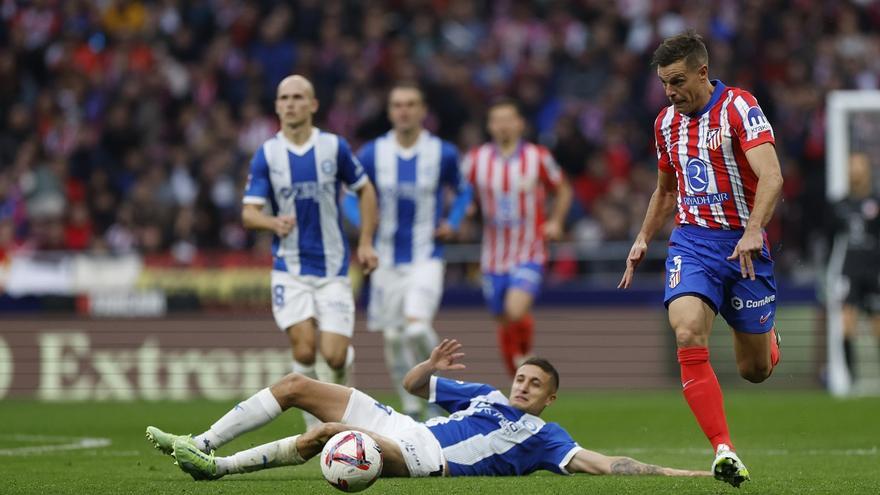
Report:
270,271,354,337
341,389,446,477
367,259,444,331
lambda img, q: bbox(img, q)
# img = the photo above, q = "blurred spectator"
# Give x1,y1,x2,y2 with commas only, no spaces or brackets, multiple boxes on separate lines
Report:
0,0,877,279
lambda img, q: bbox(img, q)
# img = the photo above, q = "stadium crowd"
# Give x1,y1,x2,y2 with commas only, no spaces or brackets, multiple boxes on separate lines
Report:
1,0,877,278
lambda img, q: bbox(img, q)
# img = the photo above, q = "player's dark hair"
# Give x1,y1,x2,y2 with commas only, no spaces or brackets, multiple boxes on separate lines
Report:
651,30,709,69
388,81,425,104
487,97,523,118
522,357,559,391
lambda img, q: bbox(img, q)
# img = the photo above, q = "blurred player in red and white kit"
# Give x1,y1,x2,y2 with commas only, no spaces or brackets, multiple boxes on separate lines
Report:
619,32,784,488
461,100,572,376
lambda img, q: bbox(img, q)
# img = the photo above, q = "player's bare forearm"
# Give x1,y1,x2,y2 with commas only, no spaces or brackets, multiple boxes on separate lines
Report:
403,339,466,398
242,204,295,237
242,204,270,230
566,450,710,477
356,181,378,246
636,177,677,244
402,360,436,399
548,178,573,226
608,457,710,477
743,143,783,232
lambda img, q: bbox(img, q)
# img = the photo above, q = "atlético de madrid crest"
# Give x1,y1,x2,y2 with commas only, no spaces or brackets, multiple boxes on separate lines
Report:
705,128,722,151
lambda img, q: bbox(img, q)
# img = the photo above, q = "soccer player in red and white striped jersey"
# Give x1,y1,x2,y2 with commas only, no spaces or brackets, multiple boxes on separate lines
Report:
618,32,784,488
461,100,572,376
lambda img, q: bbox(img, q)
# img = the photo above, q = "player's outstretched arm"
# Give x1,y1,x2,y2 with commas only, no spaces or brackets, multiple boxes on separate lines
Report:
565,448,710,477
402,339,466,399
619,170,677,289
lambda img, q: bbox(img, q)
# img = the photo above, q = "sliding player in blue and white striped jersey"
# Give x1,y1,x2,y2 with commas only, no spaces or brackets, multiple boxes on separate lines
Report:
344,84,472,419
242,75,378,430
149,340,710,481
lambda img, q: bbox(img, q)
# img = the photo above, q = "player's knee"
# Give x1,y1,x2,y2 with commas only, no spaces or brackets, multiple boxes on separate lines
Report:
674,326,707,348
503,306,527,323
271,373,307,408
322,349,347,370
738,362,772,383
293,346,316,365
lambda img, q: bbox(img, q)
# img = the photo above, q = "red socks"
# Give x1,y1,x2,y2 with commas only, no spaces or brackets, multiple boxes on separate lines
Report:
770,327,780,368
497,323,517,375
515,314,534,357
677,346,733,452
496,315,535,376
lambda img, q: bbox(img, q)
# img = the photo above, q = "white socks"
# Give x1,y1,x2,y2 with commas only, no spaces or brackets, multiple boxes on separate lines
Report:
405,321,439,364
315,346,355,385
215,435,305,475
383,326,420,415
193,388,282,452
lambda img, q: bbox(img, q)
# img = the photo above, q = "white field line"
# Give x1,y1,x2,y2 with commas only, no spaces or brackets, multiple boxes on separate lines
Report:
611,446,878,457
0,435,111,456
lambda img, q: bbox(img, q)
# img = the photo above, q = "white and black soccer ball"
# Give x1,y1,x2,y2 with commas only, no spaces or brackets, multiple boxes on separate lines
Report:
320,430,383,492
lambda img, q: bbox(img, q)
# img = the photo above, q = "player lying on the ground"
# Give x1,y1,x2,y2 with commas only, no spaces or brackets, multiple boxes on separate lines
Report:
146,339,710,480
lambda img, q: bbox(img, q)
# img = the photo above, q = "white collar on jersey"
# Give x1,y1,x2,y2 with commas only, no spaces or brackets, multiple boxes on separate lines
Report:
389,129,429,160
278,128,319,155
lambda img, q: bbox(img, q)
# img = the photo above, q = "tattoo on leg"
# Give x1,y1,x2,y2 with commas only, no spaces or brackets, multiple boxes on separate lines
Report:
610,457,665,475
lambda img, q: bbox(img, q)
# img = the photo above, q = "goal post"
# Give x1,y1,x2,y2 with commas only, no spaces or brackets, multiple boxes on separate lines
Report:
825,90,880,397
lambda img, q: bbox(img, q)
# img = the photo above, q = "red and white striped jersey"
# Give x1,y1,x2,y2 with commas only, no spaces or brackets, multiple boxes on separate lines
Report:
654,81,775,230
461,141,563,273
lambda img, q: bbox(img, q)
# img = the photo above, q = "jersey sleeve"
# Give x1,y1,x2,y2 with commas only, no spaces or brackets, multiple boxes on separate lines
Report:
337,138,369,191
428,376,498,413
537,423,583,475
654,113,674,174
440,143,472,230
537,146,563,189
243,146,271,205
729,90,775,152
341,191,361,228
439,142,461,188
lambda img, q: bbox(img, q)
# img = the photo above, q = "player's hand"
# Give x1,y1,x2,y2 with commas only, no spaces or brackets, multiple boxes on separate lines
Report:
541,220,564,241
434,222,455,241
357,243,378,275
272,215,296,237
618,236,648,289
429,338,466,371
728,228,763,280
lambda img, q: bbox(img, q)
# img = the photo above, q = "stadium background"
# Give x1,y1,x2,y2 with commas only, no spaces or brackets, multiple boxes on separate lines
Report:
0,2,879,493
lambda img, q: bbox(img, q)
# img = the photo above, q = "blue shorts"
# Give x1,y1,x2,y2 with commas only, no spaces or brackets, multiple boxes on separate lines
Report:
664,226,777,334
482,262,543,316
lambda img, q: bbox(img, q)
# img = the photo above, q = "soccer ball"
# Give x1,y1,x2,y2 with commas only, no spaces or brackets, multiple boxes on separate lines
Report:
320,430,383,492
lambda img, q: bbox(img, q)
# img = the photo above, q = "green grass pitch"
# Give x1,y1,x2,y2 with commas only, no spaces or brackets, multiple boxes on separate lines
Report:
1,391,877,494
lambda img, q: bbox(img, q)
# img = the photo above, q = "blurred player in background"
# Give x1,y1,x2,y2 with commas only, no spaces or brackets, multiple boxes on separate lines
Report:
146,339,710,480
619,31,784,487
831,152,880,384
343,83,472,419
461,100,572,376
241,75,378,431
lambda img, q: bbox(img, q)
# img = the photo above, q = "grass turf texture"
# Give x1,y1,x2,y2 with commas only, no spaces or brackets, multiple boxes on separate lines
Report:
1,391,877,494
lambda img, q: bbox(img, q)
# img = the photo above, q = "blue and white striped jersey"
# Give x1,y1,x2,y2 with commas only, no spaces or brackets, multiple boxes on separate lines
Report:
243,129,368,277
353,131,471,266
425,376,582,477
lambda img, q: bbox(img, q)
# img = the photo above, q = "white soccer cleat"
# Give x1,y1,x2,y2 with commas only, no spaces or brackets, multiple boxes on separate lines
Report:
712,444,750,488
